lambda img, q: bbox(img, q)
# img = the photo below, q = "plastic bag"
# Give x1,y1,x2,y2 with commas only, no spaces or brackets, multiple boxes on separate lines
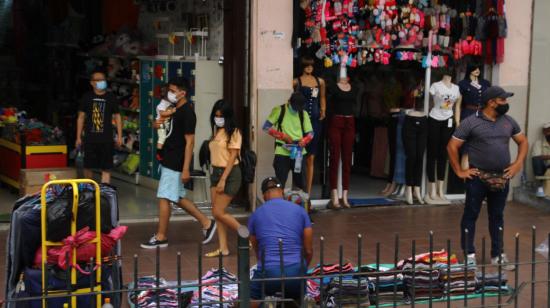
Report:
120,153,139,174
536,237,549,259
47,188,113,242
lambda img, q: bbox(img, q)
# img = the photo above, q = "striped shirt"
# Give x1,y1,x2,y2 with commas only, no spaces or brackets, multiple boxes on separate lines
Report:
453,111,522,171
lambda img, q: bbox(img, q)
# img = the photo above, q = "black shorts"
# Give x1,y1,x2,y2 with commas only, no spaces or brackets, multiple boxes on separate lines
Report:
83,142,114,170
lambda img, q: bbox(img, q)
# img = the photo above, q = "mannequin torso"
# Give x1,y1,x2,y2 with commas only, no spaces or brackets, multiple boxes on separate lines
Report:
429,76,461,121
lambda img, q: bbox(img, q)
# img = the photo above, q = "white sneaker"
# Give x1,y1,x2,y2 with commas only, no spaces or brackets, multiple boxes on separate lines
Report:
466,253,477,267
536,186,545,198
491,253,515,271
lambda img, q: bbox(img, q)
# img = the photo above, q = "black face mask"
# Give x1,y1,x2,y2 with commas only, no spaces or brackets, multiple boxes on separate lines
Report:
495,103,509,115
546,135,550,143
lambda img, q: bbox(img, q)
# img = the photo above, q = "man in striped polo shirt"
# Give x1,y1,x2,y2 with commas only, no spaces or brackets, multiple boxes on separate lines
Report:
447,86,529,271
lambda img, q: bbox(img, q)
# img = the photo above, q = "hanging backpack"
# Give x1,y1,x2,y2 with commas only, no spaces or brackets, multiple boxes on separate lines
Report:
240,147,257,184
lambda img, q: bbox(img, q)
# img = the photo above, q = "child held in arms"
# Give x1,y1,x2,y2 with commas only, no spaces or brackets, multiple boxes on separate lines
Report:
155,88,177,160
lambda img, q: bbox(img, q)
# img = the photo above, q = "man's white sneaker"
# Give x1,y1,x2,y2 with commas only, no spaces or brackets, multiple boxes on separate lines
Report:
536,186,545,198
466,253,477,268
491,253,515,271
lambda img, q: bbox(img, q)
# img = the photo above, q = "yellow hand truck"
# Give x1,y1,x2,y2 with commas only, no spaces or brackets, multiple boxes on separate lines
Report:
40,179,103,308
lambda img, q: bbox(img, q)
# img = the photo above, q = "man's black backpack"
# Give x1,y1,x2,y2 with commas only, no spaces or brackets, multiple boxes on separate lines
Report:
274,104,305,147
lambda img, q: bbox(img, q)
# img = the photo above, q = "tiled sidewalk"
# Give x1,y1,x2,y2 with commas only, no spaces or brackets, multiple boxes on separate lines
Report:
2,202,549,306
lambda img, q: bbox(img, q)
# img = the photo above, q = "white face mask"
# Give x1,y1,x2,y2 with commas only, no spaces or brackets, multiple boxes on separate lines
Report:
167,91,178,103
214,117,225,128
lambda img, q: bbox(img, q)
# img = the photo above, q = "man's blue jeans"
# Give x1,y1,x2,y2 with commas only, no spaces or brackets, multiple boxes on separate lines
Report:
532,157,549,176
250,263,305,302
461,177,509,258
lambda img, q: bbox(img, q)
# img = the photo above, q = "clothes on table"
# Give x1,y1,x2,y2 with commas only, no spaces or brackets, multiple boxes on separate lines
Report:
475,272,509,294
191,268,239,308
399,250,456,302
130,276,195,308
309,263,355,276
398,250,458,269
324,277,371,307
359,265,405,304
306,263,357,304
440,264,477,296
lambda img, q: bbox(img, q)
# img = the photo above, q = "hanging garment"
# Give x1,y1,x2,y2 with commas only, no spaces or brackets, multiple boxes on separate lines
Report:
393,111,406,184
370,126,389,178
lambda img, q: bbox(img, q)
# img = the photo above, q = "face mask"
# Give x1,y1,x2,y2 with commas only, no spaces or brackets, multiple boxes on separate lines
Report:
167,91,178,103
495,103,509,115
214,117,225,128
96,80,107,91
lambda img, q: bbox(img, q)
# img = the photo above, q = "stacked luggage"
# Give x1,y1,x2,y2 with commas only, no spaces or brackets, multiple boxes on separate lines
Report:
5,181,124,308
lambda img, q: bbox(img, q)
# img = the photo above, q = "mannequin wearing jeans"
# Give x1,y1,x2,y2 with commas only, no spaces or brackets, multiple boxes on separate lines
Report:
401,77,426,204
426,74,461,204
328,72,357,209
402,110,428,204
382,76,424,197
293,57,326,197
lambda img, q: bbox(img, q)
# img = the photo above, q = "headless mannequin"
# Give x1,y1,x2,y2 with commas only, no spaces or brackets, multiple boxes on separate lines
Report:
329,76,354,209
380,106,401,197
426,75,462,205
404,109,426,205
293,64,326,197
402,79,427,205
382,75,418,197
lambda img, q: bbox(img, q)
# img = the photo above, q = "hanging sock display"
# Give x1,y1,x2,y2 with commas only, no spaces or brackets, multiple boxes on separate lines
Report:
297,0,508,67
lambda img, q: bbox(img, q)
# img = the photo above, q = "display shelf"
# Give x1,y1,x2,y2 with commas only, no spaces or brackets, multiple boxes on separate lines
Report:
109,77,139,85
78,74,138,85
0,138,68,189
97,169,139,185
77,52,139,60
123,128,139,133
115,147,139,155
120,107,140,113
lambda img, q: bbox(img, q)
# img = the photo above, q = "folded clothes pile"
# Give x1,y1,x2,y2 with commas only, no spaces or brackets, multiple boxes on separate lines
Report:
324,277,371,307
191,268,239,308
440,264,477,296
358,265,404,304
306,263,356,304
399,250,458,301
130,276,193,308
475,272,510,294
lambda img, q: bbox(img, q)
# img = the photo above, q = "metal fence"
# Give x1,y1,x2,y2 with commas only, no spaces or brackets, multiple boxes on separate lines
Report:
5,227,550,308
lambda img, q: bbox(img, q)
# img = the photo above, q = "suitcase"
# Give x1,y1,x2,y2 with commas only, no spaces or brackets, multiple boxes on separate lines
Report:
6,181,123,308
17,266,115,308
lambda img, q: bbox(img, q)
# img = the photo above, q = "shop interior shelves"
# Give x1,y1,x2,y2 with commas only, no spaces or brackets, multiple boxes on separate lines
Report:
120,107,140,113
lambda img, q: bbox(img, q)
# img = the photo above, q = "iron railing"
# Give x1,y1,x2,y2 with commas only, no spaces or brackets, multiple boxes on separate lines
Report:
5,227,550,308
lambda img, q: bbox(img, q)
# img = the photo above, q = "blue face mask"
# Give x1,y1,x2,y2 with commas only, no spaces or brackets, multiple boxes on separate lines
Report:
96,80,107,91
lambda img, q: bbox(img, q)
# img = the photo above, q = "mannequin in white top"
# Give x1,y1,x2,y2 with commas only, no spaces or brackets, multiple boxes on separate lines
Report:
426,73,462,204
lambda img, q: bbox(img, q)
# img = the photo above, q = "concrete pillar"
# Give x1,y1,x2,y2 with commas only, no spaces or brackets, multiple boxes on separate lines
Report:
250,0,294,208
498,0,533,189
